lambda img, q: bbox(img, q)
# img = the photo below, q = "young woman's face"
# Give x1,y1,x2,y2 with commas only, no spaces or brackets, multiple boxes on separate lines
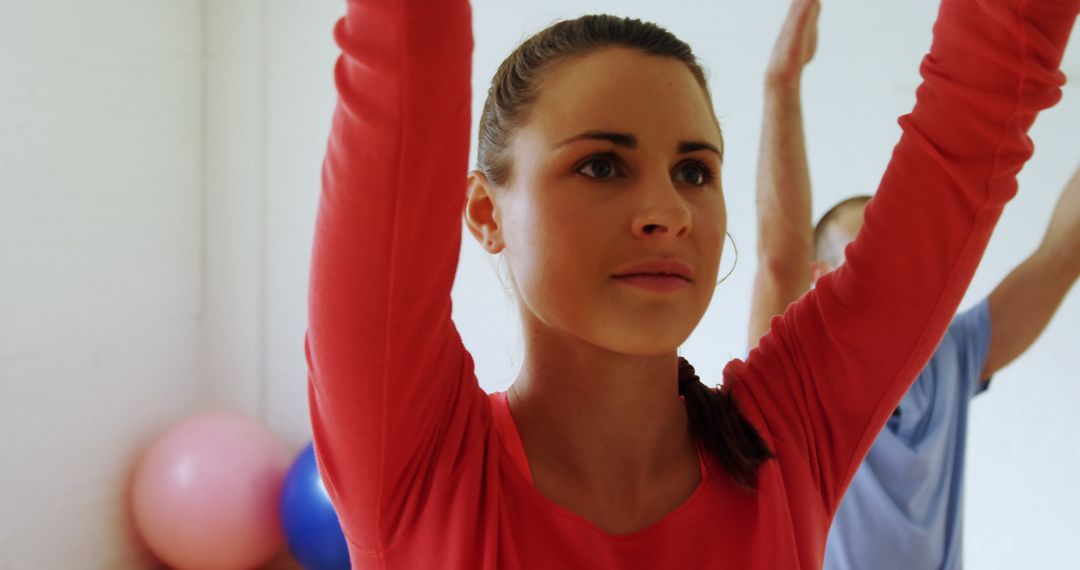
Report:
497,47,726,356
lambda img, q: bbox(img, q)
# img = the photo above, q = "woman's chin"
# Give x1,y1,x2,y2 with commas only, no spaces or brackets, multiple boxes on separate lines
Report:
590,322,697,357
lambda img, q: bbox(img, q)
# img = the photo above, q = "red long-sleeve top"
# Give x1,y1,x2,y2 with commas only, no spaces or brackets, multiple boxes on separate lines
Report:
306,1,1076,567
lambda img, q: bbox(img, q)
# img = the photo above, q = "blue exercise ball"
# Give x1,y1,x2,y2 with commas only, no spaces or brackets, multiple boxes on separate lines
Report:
280,442,351,570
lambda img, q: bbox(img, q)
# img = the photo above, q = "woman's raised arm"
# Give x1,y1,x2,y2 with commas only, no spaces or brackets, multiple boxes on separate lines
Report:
736,0,1077,512
306,0,488,552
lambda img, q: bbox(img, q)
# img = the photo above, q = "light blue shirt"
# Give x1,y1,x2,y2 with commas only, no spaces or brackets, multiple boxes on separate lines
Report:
824,299,992,570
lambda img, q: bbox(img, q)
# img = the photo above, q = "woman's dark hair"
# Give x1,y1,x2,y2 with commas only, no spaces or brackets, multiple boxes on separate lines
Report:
678,357,774,491
479,15,774,490
477,14,714,186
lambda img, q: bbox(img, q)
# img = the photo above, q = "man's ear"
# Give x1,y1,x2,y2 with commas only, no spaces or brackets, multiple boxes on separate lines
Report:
809,260,830,285
465,171,505,253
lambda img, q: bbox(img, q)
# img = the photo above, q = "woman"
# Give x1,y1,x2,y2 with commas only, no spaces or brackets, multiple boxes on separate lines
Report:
306,0,1077,567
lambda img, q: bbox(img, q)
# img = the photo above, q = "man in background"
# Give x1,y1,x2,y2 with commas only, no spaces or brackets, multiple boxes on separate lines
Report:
751,1,1080,568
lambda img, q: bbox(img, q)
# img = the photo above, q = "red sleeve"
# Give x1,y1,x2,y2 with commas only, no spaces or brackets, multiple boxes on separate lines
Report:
305,0,488,552
734,0,1077,513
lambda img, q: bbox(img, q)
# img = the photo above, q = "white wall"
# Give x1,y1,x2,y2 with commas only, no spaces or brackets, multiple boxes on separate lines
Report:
201,0,267,421
0,0,203,567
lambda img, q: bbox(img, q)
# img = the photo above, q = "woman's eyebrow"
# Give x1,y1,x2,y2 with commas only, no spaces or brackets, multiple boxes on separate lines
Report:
555,131,637,149
554,131,723,162
679,141,723,161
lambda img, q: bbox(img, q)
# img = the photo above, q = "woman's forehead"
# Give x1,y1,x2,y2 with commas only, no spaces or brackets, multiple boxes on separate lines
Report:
526,47,722,150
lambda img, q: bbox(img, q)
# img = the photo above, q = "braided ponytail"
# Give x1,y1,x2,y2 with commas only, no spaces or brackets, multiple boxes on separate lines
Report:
678,357,774,491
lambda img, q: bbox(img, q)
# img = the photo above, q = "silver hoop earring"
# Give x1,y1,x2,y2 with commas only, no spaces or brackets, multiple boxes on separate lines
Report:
716,231,738,286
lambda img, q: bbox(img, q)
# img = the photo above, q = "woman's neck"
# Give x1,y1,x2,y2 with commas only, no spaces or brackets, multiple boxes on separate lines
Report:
507,320,699,529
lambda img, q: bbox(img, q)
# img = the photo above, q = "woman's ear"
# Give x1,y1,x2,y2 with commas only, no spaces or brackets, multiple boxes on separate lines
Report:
465,171,505,253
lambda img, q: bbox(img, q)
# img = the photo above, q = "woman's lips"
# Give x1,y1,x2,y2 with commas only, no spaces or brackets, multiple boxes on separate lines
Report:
612,259,694,292
612,273,692,292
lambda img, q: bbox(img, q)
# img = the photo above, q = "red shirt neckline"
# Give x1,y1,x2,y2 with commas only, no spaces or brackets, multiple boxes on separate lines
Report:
488,391,713,541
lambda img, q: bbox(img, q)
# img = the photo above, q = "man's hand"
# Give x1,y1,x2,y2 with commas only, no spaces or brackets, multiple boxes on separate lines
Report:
982,164,1080,380
748,0,822,346
766,0,821,91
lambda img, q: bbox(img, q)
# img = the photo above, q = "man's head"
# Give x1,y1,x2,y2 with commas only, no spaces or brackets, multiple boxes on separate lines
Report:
812,195,872,281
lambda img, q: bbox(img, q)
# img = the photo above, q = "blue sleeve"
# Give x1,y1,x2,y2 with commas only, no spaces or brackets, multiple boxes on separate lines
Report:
945,298,993,400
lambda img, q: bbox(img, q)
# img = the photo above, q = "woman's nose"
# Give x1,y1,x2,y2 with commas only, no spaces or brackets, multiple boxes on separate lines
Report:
631,183,692,240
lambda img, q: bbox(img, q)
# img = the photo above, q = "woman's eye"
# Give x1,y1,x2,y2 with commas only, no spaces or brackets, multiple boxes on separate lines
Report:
578,157,618,179
675,162,712,186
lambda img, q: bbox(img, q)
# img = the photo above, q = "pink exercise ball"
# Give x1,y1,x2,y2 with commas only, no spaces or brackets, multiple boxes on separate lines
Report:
131,411,291,570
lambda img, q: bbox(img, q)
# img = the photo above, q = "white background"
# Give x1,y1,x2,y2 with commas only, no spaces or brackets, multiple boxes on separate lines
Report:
1,0,1077,567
